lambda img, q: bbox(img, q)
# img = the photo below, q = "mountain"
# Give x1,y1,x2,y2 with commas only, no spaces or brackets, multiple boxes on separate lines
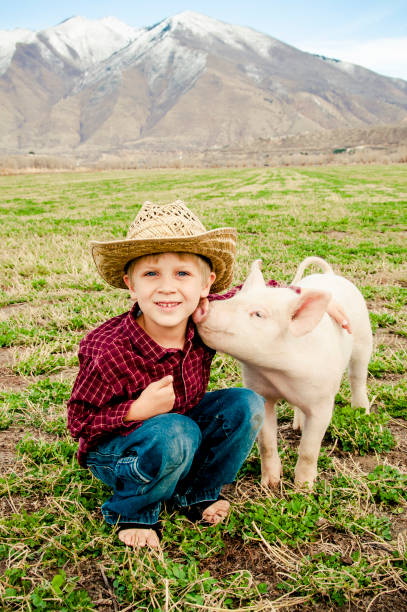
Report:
0,11,406,155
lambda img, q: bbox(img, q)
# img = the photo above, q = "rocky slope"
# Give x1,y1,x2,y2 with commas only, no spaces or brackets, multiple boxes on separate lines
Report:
1,11,406,154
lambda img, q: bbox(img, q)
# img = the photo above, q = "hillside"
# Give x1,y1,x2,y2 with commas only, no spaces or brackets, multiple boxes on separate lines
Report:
0,12,406,156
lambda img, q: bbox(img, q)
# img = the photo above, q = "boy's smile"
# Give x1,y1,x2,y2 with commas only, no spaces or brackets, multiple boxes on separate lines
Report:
155,301,181,310
124,253,215,347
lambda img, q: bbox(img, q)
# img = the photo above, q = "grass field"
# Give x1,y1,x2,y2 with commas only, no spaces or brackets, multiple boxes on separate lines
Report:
0,165,406,611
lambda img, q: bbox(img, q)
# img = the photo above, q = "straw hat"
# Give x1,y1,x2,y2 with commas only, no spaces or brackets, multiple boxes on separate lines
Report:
90,200,237,293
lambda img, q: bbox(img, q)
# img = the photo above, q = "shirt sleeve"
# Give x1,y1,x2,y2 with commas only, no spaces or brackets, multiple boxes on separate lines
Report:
208,278,279,301
67,356,141,442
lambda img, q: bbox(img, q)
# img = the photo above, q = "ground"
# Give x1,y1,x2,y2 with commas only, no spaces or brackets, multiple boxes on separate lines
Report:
0,165,406,610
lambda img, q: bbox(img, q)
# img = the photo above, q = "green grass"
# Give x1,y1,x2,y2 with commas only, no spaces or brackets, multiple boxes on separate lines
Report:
0,165,406,610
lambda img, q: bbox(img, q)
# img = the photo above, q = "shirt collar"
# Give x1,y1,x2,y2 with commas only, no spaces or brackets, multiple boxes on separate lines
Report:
123,302,196,358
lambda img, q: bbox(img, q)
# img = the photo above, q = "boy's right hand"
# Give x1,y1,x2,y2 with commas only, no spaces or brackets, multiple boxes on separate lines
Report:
124,375,175,422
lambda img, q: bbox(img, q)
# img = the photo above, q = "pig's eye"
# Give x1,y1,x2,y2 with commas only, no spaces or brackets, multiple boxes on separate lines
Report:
250,310,265,318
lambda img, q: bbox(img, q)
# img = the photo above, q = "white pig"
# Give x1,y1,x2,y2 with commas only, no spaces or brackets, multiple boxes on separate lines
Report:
197,257,372,487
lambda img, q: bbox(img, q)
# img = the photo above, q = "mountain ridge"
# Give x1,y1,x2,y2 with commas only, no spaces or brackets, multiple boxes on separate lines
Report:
0,12,406,156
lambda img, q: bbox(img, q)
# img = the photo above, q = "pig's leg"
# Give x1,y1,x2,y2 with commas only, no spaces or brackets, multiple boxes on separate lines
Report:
294,403,333,487
292,407,305,431
258,399,282,487
348,350,371,413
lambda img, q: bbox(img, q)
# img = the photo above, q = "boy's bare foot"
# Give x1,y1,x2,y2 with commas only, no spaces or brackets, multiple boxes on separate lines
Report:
201,499,230,525
118,527,160,548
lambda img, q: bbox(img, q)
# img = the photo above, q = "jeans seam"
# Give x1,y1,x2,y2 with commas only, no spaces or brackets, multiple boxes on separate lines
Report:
173,487,222,508
102,506,161,525
87,450,122,459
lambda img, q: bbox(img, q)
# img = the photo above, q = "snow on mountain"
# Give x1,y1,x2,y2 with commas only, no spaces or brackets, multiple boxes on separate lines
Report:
40,16,139,69
140,34,207,90
1,11,403,86
73,10,287,95
168,11,281,58
0,16,139,75
0,28,36,74
74,14,209,93
0,11,347,85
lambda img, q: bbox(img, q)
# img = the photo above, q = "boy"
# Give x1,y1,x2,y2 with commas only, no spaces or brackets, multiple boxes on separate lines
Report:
67,200,265,548
68,200,349,548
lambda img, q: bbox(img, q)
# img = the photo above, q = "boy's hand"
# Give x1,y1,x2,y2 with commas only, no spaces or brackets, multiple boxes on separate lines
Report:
327,299,352,334
124,375,175,422
192,297,209,324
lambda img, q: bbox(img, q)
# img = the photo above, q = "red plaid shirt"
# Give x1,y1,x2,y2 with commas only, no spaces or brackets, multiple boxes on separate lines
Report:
67,281,278,466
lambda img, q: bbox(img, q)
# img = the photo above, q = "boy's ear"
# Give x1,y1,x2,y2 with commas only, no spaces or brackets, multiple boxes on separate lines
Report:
200,271,216,297
123,274,138,301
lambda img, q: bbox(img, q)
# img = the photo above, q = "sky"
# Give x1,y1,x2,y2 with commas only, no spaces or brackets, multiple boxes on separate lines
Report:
1,0,407,81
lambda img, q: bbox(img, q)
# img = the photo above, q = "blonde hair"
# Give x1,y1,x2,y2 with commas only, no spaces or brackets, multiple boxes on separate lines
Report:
125,252,212,286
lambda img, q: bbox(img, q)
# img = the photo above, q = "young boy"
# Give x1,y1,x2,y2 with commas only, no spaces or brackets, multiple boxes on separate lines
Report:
68,200,350,549
67,200,265,548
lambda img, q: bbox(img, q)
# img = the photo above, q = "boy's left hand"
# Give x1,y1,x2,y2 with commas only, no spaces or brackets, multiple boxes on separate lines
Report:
192,297,209,324
327,299,352,333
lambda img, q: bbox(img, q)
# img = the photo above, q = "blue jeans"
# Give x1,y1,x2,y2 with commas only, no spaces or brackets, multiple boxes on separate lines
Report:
86,388,264,526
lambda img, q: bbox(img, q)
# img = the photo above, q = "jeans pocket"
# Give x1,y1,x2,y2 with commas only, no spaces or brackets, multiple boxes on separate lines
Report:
114,455,153,494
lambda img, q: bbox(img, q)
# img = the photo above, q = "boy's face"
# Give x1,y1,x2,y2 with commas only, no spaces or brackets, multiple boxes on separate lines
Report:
123,253,216,338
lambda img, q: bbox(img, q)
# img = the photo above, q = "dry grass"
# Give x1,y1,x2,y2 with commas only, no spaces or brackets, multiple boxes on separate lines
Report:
0,165,406,610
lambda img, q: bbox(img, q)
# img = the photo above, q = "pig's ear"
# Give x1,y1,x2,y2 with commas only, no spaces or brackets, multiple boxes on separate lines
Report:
241,259,266,293
288,289,331,337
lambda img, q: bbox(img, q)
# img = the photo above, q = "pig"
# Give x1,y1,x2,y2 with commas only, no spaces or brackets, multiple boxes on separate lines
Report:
197,257,372,488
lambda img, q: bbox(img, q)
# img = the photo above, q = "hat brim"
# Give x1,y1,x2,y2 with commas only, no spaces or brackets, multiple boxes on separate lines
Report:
90,227,237,293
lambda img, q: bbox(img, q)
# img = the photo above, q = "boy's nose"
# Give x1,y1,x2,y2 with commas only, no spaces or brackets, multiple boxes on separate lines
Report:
158,287,176,294
157,276,176,293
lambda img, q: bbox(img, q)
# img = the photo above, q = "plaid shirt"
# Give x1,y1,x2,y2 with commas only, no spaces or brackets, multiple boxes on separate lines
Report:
67,281,278,466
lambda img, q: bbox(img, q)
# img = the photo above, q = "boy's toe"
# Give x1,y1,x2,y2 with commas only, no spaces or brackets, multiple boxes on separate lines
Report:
118,527,160,548
145,529,160,547
202,499,230,525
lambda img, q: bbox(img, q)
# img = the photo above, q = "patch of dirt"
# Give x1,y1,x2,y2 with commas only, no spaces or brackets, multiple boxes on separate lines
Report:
387,419,407,469
368,272,407,287
48,366,78,382
279,421,302,443
391,513,407,539
0,494,46,518
375,373,406,385
0,347,78,390
199,533,407,612
373,329,407,350
279,412,407,473
351,454,382,472
0,554,115,612
0,347,14,367
74,559,119,612
0,370,29,391
0,302,29,320
0,347,28,390
326,231,347,239
0,426,57,476
357,591,407,612
0,302,46,321
199,536,280,596
0,426,26,475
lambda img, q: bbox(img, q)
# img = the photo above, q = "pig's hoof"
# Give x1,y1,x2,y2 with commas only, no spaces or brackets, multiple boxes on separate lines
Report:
260,475,280,489
294,478,315,490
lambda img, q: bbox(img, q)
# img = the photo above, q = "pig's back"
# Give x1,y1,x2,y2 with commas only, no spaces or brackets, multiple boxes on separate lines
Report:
297,273,371,339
